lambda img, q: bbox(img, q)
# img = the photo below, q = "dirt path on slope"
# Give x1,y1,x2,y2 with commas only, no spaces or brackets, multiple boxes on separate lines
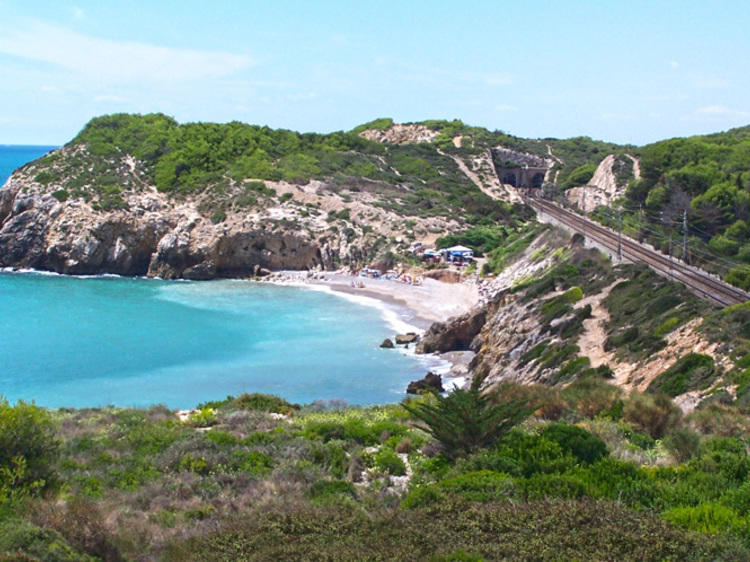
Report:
625,154,641,181
576,281,620,369
439,150,522,203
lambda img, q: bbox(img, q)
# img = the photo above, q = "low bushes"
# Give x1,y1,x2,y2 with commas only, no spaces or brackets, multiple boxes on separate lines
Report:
648,354,718,397
162,498,749,561
623,392,682,439
0,398,60,494
540,423,608,465
9,385,750,559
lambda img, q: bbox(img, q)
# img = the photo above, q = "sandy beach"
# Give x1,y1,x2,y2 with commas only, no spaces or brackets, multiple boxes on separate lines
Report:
265,270,480,384
268,270,480,330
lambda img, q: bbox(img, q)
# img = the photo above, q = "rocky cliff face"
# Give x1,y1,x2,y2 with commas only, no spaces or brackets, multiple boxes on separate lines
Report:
0,149,453,279
567,153,639,212
0,178,328,278
417,231,740,411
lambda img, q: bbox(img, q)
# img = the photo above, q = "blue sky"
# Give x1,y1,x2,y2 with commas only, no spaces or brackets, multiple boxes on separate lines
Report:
1,0,748,145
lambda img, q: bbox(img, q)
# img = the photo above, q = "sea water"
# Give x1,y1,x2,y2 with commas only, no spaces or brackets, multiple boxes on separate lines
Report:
0,145,57,183
0,146,440,409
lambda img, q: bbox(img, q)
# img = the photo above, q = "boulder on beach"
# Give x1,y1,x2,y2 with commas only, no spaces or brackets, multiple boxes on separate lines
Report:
416,308,486,354
395,332,419,345
253,264,272,277
380,338,395,348
406,372,444,394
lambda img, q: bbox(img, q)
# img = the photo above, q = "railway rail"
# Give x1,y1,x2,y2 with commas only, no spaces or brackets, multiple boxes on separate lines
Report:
526,195,750,307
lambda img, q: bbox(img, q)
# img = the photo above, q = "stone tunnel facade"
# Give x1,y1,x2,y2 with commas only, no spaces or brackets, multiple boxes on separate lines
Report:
491,147,552,188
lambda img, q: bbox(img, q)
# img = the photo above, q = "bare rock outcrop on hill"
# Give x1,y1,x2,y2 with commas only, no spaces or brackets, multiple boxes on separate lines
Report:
0,147,463,278
360,124,439,144
1,193,314,279
0,177,330,278
567,153,640,212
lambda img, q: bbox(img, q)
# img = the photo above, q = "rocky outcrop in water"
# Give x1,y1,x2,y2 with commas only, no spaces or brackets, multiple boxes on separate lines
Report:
406,372,444,394
416,307,487,354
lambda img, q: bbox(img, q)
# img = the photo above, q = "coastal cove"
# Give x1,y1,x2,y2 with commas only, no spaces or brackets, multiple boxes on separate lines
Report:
0,271,448,409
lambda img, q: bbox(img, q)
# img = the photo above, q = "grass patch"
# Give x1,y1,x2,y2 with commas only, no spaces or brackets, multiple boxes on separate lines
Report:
648,354,718,397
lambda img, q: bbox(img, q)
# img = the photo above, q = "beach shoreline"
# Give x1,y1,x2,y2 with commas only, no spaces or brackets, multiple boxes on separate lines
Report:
263,270,480,385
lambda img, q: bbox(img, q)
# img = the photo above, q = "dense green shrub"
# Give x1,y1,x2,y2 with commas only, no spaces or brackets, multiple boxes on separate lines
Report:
232,393,299,414
374,448,406,476
51,189,69,202
307,479,357,501
461,431,577,478
563,163,597,188
436,470,514,502
303,416,406,446
623,392,682,439
540,423,608,465
517,473,589,500
401,484,446,509
580,457,659,507
648,354,717,397
309,440,349,478
0,517,94,561
664,503,748,538
722,481,750,516
0,398,60,493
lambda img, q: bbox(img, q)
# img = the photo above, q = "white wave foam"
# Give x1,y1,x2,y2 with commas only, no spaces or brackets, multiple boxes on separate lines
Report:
1,267,65,276
290,282,423,335
0,267,131,280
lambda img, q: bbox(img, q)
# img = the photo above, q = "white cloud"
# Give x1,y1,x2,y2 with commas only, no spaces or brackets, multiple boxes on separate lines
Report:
71,7,85,20
484,73,515,86
694,76,729,89
93,94,129,104
640,93,689,102
697,105,750,118
0,21,253,84
600,112,632,121
286,92,317,101
669,60,679,69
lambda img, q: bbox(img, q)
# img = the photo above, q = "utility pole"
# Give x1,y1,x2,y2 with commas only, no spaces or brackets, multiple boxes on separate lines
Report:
617,209,623,261
668,233,673,280
682,209,688,264
637,203,643,242
581,184,587,241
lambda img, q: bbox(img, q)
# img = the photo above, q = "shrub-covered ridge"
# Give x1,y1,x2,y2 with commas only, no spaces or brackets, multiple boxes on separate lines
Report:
4,384,750,559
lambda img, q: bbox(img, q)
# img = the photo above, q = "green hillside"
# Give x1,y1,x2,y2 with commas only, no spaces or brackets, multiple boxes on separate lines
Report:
616,125,750,287
29,114,537,226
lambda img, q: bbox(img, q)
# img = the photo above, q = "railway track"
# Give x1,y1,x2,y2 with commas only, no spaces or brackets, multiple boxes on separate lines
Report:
527,195,750,307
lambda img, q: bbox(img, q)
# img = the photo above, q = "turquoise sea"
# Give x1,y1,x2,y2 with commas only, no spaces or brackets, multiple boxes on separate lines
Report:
0,145,57,184
0,146,440,409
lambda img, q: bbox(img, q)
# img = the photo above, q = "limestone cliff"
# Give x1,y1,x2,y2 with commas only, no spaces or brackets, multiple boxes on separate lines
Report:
418,229,744,412
0,147,465,278
566,153,639,212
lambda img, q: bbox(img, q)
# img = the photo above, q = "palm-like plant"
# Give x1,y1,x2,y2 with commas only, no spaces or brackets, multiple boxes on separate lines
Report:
403,375,534,458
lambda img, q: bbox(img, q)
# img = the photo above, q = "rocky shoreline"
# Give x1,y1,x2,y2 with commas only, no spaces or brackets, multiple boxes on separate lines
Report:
260,270,479,389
